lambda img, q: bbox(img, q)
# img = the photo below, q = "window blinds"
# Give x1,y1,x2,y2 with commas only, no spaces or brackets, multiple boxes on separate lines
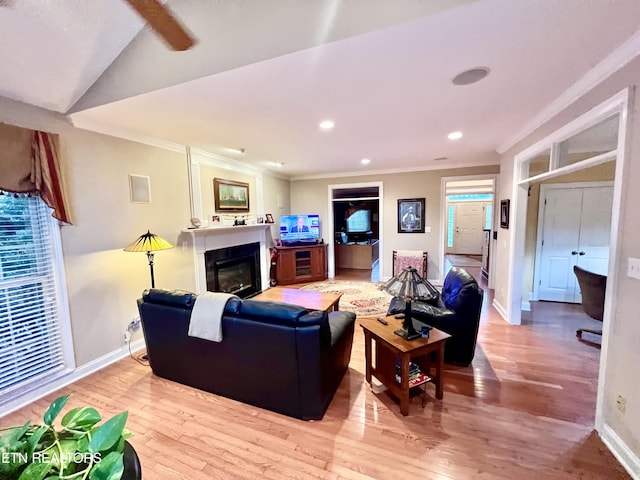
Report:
0,194,68,398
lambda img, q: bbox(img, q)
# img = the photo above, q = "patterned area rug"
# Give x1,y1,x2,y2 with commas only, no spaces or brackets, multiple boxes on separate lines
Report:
300,280,393,317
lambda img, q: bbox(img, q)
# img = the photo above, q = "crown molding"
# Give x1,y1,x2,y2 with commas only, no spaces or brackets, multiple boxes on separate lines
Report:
290,160,499,181
68,115,187,154
497,30,640,154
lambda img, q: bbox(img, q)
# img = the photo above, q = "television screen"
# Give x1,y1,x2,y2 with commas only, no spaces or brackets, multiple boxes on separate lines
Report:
280,214,320,243
346,210,371,233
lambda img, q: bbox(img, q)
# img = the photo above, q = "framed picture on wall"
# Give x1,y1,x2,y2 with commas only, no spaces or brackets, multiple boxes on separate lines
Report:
397,198,425,233
214,178,250,212
500,199,510,229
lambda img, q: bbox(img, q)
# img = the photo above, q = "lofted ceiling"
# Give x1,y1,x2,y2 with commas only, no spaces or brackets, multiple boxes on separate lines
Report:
2,0,640,178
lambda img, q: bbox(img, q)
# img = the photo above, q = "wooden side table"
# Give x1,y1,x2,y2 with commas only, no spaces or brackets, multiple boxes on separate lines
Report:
360,315,451,416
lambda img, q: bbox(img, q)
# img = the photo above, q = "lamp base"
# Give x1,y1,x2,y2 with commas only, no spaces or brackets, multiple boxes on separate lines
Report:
394,328,421,340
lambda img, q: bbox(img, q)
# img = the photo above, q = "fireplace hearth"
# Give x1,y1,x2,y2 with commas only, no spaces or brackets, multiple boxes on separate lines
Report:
205,242,261,298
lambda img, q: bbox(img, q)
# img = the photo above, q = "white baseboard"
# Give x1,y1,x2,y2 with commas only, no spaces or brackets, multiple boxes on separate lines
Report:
492,298,508,321
521,300,531,311
600,423,640,479
0,339,146,418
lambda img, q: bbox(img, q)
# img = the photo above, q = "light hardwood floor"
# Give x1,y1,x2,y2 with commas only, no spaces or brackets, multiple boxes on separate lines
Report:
2,281,627,479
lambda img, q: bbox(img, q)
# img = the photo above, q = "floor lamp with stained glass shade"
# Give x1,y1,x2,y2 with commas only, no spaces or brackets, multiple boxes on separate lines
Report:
123,230,174,288
380,266,439,340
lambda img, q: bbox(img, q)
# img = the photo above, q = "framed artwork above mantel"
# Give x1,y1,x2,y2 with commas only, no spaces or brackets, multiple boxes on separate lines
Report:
214,178,250,212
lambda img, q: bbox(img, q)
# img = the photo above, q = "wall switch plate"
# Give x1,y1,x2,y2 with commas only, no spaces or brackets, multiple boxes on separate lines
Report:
425,226,431,233
627,257,640,280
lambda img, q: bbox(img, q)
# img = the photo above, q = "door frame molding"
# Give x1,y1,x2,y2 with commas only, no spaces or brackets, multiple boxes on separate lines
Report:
327,181,383,278
440,174,497,286
532,181,614,301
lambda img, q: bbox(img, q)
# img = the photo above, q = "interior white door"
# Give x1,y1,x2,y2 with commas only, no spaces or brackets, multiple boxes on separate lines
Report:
538,185,613,302
576,187,613,277
453,202,485,255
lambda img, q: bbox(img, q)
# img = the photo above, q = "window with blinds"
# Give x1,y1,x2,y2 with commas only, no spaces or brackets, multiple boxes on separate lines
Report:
0,194,72,402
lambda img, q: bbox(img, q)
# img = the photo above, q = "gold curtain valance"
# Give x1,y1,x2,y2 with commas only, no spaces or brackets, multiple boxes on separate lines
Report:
0,122,72,224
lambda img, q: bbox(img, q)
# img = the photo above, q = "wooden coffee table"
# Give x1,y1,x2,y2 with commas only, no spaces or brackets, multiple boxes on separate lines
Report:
360,315,451,415
252,286,341,312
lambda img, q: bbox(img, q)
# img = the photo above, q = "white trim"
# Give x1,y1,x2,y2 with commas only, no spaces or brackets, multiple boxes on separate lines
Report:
190,147,267,176
509,88,630,328
68,116,186,153
0,339,145,418
520,300,531,312
51,215,75,374
517,150,617,186
497,30,640,154
492,298,508,321
600,423,640,479
596,87,633,432
327,181,384,279
291,160,499,181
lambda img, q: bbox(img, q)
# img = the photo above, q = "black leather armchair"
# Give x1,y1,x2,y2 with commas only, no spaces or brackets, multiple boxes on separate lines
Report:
137,288,356,420
574,265,606,338
387,267,483,366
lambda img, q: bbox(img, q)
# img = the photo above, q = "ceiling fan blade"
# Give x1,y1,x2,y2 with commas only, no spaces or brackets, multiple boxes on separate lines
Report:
124,0,195,51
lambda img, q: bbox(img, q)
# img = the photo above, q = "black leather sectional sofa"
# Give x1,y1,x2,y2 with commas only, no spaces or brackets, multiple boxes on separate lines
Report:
137,288,356,420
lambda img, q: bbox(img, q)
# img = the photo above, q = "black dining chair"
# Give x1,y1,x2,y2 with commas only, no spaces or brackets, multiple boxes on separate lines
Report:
573,265,607,338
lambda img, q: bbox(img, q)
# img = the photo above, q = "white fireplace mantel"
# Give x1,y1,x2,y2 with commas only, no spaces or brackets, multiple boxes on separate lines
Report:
182,224,271,293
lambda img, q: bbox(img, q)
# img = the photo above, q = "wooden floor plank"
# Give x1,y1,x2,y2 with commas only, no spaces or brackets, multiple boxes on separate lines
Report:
1,281,629,479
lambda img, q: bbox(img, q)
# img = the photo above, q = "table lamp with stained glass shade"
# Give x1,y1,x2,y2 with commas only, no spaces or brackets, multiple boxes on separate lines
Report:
123,230,174,288
380,266,440,340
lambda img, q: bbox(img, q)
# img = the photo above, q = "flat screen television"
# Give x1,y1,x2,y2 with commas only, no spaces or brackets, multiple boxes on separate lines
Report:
346,209,371,233
280,214,321,245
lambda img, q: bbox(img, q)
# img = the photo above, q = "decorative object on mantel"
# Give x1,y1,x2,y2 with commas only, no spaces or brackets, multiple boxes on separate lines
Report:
380,266,439,340
265,213,274,224
214,177,250,212
124,230,174,288
0,122,73,223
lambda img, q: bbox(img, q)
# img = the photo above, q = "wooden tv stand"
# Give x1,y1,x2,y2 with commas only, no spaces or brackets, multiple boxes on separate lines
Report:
272,244,328,285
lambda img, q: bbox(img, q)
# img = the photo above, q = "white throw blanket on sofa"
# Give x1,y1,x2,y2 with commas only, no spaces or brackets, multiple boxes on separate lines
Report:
188,292,237,342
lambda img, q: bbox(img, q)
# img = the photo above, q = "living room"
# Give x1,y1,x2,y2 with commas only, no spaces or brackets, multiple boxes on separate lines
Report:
2,1,640,479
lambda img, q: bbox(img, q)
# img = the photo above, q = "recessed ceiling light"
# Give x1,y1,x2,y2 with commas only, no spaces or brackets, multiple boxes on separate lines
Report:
452,67,490,86
448,131,463,140
268,161,285,167
433,156,448,161
361,158,371,165
319,120,335,130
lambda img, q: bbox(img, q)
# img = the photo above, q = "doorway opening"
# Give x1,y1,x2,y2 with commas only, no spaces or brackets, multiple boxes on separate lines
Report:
440,176,496,288
328,182,383,282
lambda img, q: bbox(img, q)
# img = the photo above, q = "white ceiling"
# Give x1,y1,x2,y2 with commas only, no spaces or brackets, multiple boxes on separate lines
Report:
2,0,640,178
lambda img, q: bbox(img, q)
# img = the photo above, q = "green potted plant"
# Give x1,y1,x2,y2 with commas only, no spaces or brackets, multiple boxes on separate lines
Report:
0,394,139,480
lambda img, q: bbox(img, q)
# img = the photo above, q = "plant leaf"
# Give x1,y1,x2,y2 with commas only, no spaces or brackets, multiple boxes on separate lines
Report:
0,422,31,446
61,407,102,430
88,412,128,453
43,395,70,426
26,425,49,454
17,461,52,480
88,451,124,480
